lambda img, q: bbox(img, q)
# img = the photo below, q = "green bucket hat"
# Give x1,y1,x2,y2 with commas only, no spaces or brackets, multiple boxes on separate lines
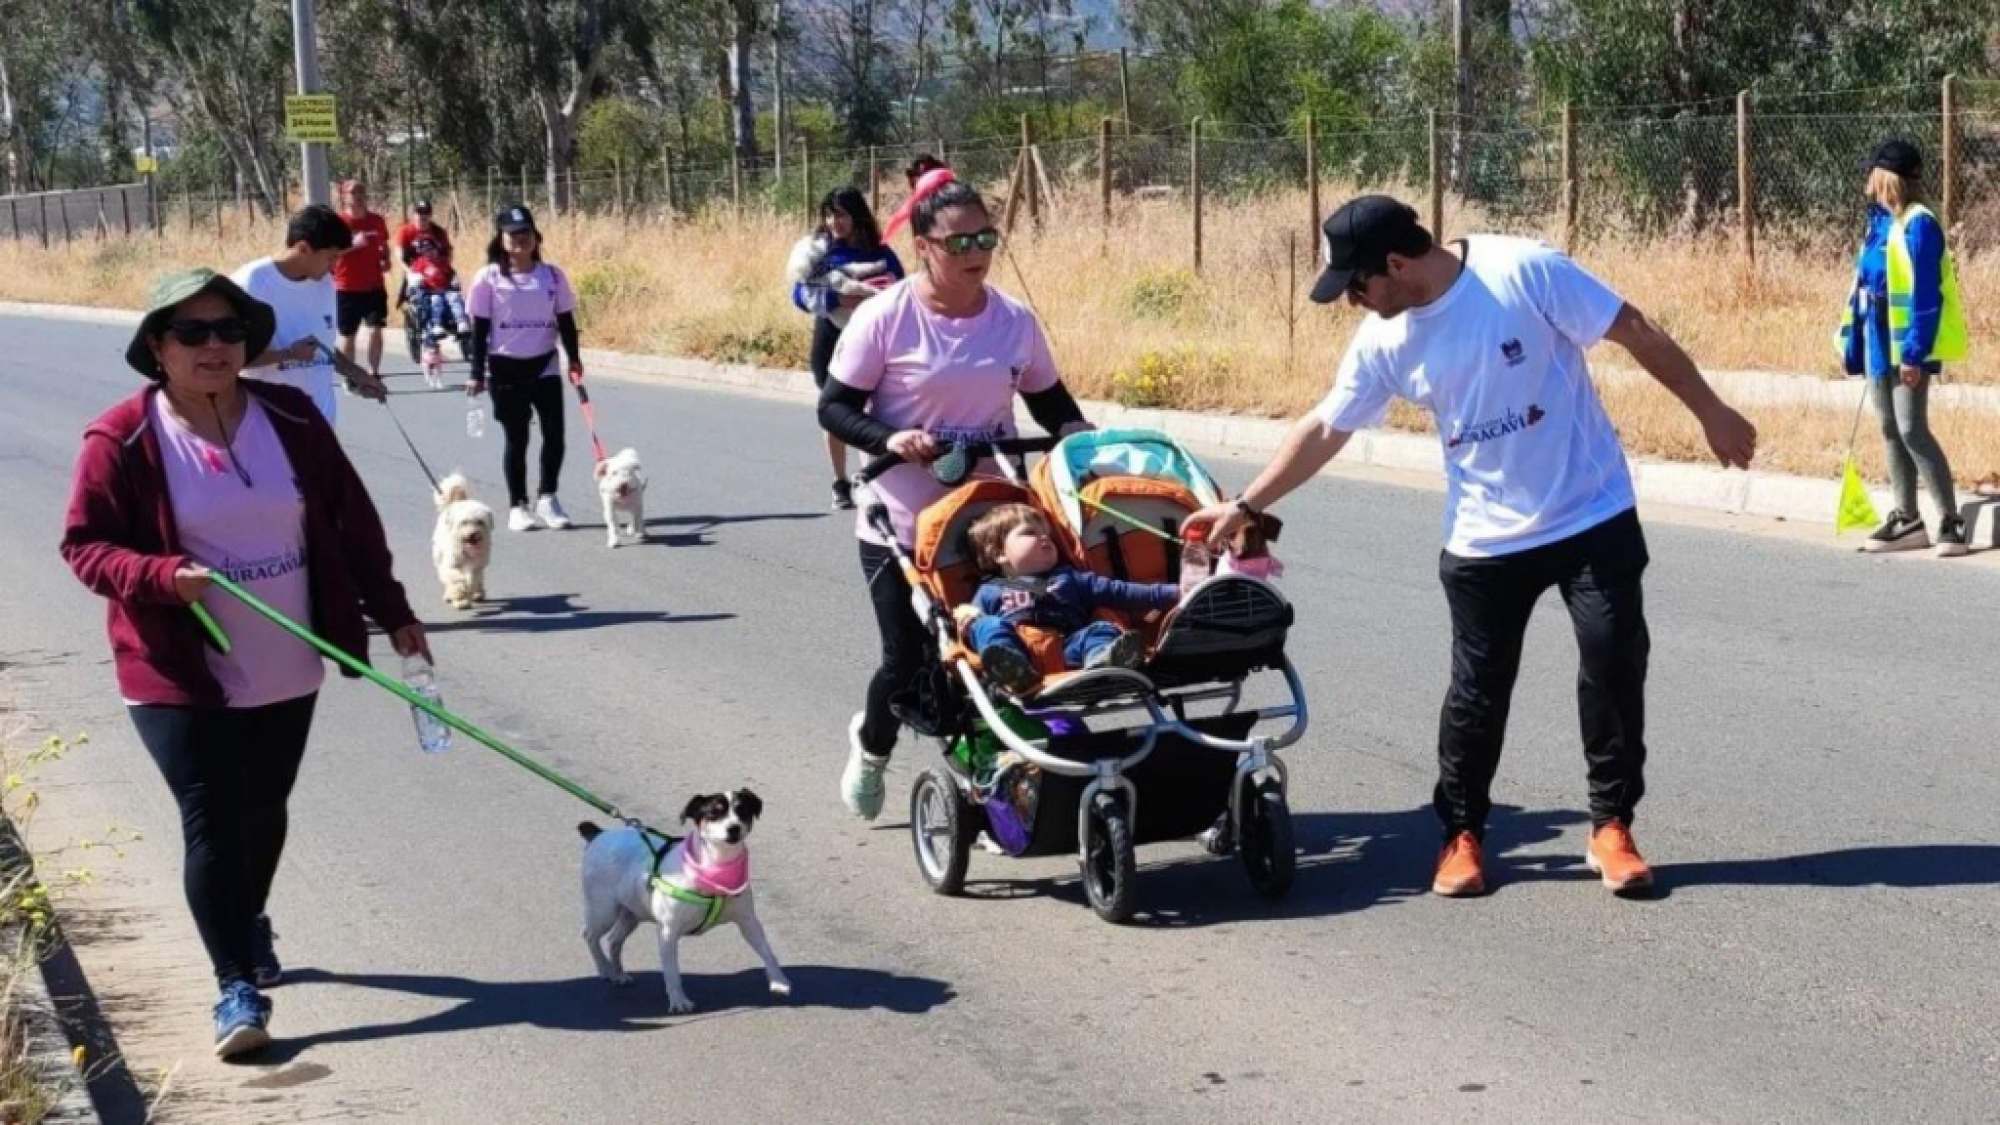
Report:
124,267,278,379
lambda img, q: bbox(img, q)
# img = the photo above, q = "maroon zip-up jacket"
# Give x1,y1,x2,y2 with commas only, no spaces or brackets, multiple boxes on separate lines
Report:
60,380,419,708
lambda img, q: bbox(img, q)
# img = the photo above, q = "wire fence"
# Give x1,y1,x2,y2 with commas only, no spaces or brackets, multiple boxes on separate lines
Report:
12,81,2000,265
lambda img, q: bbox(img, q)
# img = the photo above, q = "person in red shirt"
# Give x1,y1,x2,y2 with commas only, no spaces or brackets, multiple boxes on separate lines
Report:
395,199,452,269
333,180,393,381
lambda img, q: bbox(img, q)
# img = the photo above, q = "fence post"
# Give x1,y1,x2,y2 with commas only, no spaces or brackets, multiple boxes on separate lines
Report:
120,190,132,237
1118,47,1133,136
519,164,528,208
801,136,813,225
61,193,74,243
730,155,742,221
1021,115,1039,226
96,191,109,241
37,195,49,249
7,197,17,241
1099,117,1113,240
1427,109,1443,239
1561,103,1577,251
1737,90,1755,265
486,167,496,215
1191,116,1204,274
1942,74,1958,235
662,150,677,219
1306,112,1320,233
868,146,880,215
213,182,224,242
613,155,625,217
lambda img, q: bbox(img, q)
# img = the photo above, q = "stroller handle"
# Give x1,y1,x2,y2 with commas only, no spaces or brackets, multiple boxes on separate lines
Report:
854,434,1065,486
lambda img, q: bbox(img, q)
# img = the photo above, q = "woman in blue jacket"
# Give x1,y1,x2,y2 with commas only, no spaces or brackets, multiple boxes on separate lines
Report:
786,187,904,509
1841,139,1969,557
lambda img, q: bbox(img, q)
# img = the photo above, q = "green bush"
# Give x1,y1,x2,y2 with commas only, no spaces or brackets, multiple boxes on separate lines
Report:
1126,269,1201,322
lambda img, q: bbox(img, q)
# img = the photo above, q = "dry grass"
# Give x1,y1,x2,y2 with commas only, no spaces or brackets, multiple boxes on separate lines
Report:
4,185,1996,484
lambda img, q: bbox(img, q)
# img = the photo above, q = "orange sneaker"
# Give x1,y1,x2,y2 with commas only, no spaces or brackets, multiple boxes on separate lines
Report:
1586,819,1654,895
1431,830,1487,897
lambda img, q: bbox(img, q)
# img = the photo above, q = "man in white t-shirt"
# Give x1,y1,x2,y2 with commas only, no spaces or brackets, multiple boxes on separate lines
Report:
1185,195,1757,899
232,205,385,423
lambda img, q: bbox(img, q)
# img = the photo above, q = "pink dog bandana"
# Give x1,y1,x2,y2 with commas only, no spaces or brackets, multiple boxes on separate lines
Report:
682,835,749,897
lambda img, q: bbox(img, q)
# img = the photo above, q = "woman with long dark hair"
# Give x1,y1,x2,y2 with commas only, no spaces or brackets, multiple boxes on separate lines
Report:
787,186,904,509
467,203,584,532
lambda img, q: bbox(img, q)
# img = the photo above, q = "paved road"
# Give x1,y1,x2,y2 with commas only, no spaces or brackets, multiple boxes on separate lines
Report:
2,313,1996,1123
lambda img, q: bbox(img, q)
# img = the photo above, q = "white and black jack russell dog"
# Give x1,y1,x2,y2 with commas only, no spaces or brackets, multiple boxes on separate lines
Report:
577,789,791,1013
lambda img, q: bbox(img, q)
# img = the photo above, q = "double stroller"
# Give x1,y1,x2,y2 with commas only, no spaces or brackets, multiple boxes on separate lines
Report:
853,429,1309,923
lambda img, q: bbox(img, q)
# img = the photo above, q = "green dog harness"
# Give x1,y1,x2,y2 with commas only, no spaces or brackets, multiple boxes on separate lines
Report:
646,833,729,936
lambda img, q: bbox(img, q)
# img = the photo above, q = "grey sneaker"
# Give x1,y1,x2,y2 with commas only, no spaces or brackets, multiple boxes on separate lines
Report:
840,712,889,820
1863,511,1929,553
1935,515,1968,558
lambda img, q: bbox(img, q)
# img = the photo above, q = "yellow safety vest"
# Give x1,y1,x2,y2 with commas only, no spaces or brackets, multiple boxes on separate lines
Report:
1841,204,1969,366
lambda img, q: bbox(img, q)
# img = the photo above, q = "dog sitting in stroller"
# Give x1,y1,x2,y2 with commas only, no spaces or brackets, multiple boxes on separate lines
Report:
850,428,1308,923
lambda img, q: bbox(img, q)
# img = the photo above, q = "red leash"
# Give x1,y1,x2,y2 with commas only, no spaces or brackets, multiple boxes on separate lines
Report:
568,365,610,464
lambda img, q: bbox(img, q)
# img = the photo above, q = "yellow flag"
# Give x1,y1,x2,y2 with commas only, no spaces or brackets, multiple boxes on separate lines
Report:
1836,457,1880,534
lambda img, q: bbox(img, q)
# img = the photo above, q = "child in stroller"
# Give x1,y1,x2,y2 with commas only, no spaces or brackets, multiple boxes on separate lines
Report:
402,254,471,385
953,502,1180,695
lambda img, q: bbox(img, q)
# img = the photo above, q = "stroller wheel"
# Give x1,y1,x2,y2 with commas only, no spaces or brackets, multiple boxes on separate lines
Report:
1080,791,1136,923
1237,779,1296,899
911,769,976,895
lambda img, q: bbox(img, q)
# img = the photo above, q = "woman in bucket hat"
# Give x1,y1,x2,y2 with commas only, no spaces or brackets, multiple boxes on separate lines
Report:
60,268,428,1058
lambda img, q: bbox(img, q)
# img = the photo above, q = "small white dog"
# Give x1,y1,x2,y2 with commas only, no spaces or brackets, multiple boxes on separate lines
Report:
431,473,494,609
578,789,791,1013
594,447,648,548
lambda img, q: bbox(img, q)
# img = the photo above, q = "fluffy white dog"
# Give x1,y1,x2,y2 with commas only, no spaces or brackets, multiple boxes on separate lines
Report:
578,789,791,1013
594,447,648,548
431,473,494,609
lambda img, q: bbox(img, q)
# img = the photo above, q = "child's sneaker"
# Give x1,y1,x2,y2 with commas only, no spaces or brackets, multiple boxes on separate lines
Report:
1084,630,1145,671
979,644,1040,695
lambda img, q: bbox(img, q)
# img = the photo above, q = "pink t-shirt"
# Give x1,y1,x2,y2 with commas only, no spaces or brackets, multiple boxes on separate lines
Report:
467,262,576,376
829,280,1059,545
152,396,325,708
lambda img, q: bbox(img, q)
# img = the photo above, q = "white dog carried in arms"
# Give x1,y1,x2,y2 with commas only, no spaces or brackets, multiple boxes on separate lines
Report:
431,472,494,609
595,447,648,547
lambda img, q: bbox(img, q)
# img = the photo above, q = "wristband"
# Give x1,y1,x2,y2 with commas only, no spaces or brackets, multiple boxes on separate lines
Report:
1234,496,1260,517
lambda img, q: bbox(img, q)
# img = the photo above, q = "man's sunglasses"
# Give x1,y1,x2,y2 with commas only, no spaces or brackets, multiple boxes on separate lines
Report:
1346,268,1378,297
927,228,1001,256
165,317,250,346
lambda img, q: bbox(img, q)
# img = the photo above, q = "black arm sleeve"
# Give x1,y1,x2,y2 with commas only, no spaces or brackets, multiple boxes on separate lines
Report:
817,378,897,456
557,311,581,365
468,316,491,381
1021,381,1086,435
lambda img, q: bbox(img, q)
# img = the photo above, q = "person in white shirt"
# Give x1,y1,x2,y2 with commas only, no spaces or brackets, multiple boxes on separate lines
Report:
231,205,385,423
1184,195,1758,900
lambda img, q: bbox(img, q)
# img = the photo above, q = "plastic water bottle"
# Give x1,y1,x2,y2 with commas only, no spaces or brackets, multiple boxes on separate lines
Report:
404,654,452,754
465,406,486,438
1179,525,1213,599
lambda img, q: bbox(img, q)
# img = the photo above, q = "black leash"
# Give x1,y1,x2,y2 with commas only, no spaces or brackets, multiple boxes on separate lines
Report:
381,399,445,495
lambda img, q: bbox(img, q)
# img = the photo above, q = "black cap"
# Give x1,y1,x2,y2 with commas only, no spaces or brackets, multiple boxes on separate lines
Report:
495,203,537,233
413,198,433,213
1869,138,1922,179
1309,195,1423,304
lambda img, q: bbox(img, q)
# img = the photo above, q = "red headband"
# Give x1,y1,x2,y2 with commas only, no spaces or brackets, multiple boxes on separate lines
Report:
883,167,958,241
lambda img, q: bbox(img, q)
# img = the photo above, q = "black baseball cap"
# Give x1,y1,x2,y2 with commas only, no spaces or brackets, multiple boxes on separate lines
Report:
413,198,433,213
1309,195,1425,304
495,203,537,233
1868,138,1922,179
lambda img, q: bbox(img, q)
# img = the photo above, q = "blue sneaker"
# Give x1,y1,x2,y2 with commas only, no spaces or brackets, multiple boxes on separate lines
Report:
213,981,272,1059
250,914,281,988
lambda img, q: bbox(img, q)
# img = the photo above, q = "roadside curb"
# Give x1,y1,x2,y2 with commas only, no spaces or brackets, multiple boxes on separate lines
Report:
571,345,1926,532
0,298,1975,531
0,817,147,1124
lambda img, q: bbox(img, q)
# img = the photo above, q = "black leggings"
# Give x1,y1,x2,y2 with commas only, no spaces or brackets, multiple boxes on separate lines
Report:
858,540,928,757
809,315,842,389
129,693,318,987
489,365,566,507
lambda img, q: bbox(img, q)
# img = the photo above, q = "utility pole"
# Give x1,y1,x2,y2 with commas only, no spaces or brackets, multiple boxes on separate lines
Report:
1451,0,1469,191
290,0,330,205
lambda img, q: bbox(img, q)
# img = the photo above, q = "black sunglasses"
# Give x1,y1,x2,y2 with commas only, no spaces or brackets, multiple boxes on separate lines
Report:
165,317,250,347
927,228,1001,256
1346,268,1378,297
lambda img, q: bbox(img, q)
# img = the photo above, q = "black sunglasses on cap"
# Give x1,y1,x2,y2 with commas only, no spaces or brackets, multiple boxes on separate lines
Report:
165,317,250,346
927,228,1000,256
